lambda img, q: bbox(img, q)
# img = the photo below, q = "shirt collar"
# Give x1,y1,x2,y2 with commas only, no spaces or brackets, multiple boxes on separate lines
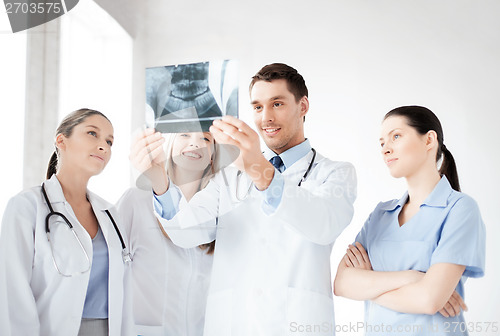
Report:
263,139,311,171
421,175,453,207
380,175,453,211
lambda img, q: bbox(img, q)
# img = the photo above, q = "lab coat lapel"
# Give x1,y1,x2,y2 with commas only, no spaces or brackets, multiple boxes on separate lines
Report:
86,191,125,336
43,175,68,204
43,175,93,256
86,191,113,247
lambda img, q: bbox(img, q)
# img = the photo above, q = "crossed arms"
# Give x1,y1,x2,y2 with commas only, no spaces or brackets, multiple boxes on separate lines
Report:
334,242,467,317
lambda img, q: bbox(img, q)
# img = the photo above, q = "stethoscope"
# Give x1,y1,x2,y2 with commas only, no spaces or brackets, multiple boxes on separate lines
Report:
232,148,317,202
41,183,132,277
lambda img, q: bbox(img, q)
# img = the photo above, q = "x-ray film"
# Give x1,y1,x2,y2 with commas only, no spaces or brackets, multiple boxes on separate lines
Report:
145,60,238,133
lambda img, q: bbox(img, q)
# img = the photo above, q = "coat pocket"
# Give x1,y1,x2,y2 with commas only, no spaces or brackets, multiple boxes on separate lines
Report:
286,288,335,335
203,289,233,336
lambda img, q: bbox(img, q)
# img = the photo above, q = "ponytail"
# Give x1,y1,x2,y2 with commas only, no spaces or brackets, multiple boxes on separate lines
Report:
439,145,460,192
46,151,58,179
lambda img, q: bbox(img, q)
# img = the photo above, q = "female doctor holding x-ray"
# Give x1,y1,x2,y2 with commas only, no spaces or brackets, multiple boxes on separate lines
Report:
0,109,133,336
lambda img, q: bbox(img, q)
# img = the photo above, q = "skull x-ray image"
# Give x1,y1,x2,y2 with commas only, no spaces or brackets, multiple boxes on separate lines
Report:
146,60,238,133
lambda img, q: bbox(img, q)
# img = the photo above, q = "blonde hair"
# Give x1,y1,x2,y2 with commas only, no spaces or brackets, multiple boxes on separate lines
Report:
160,132,221,254
163,132,220,191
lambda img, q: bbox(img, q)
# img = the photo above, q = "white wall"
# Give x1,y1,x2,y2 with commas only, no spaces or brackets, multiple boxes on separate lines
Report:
139,0,500,333
1,0,499,333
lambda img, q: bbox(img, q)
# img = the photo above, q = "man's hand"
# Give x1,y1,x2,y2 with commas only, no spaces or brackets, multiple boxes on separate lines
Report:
210,116,275,190
129,128,169,195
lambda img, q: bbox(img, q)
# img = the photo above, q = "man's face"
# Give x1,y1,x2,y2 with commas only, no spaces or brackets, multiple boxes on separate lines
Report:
250,79,308,154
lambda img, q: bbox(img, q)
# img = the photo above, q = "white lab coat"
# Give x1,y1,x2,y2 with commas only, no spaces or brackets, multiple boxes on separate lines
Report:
117,188,213,336
157,150,357,336
0,175,133,336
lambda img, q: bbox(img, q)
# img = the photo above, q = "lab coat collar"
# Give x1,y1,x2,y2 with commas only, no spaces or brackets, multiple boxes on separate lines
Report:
262,139,311,171
380,175,452,211
43,174,68,204
43,174,112,211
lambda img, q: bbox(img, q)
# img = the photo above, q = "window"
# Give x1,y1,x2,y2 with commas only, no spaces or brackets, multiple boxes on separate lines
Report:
59,0,133,203
0,13,26,223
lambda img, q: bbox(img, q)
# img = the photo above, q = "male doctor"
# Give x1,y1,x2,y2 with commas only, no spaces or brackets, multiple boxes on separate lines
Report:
135,63,357,335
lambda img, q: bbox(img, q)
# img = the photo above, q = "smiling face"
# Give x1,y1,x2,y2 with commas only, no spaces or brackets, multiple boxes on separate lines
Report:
379,116,437,179
251,79,308,154
171,132,214,173
56,114,114,177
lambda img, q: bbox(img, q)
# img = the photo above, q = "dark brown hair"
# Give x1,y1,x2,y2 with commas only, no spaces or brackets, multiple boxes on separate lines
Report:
46,108,110,179
384,106,460,191
249,63,308,102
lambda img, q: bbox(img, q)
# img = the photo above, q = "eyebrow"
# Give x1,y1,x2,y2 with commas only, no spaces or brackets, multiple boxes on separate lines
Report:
86,125,114,139
250,95,287,105
379,128,402,141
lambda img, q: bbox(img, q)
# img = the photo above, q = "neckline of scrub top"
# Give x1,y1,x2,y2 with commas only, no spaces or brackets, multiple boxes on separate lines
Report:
380,175,454,212
380,175,453,230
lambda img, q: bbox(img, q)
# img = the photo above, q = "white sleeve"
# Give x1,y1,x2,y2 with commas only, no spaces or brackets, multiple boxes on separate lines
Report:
0,194,41,335
272,161,357,245
154,178,219,249
114,191,136,336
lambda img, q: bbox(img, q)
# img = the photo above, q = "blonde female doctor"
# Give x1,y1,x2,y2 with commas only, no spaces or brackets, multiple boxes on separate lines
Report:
118,130,226,336
0,109,133,336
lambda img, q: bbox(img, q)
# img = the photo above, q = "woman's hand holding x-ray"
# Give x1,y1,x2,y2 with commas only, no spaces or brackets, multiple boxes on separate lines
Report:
344,242,467,318
129,128,169,195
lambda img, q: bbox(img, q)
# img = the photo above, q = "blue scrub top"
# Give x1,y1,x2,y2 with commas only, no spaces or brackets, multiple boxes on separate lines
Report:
82,227,109,319
356,176,485,336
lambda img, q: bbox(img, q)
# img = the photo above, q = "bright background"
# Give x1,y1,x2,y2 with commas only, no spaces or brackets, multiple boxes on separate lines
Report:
1,0,499,334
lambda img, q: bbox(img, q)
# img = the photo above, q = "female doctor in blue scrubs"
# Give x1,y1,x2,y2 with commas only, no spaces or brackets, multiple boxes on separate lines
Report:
334,106,485,335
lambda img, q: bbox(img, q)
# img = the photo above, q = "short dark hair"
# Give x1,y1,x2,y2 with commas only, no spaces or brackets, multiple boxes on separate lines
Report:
249,63,308,102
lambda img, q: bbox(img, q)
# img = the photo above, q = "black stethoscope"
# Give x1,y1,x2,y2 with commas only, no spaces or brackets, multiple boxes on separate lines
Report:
298,147,316,187
41,183,132,277
233,148,317,201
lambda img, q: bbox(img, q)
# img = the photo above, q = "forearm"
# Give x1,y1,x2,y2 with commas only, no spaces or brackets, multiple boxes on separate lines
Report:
151,169,169,195
372,264,466,315
278,184,355,245
373,282,438,314
334,266,422,301
273,163,356,245
153,179,219,248
156,213,216,248
246,156,275,190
